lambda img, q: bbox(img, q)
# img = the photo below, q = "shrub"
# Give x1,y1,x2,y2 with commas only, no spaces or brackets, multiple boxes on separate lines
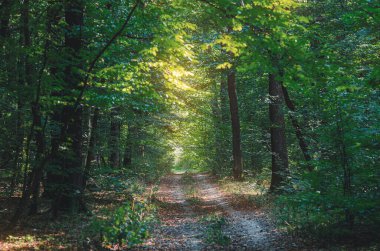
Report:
201,214,230,246
91,200,156,249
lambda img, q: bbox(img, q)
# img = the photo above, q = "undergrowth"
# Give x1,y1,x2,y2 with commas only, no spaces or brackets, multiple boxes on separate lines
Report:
200,214,230,246
88,200,157,249
0,166,159,250
182,173,202,204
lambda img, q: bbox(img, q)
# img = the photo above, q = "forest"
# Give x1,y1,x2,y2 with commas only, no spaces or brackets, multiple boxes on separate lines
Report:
0,0,379,250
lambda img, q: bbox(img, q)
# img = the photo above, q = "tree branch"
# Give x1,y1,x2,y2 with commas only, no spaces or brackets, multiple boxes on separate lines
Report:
74,0,141,108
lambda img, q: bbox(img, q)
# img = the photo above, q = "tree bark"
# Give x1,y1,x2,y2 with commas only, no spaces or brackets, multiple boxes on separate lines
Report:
28,1,60,212
28,102,46,215
227,70,243,180
51,0,85,215
268,73,289,192
8,0,34,223
0,0,12,44
0,0,16,176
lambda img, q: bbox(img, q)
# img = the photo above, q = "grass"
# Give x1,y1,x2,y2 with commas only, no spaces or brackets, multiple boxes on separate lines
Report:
217,176,273,210
182,173,205,204
216,173,380,250
0,213,92,250
200,213,230,246
181,173,230,246
181,173,203,205
171,166,204,175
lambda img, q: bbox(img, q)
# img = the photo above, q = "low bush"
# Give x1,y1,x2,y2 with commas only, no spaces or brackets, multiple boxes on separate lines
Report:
89,200,156,249
201,214,230,246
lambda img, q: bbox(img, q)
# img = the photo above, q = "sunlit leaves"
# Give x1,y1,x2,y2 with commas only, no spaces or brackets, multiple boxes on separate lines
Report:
216,62,233,70
214,34,246,56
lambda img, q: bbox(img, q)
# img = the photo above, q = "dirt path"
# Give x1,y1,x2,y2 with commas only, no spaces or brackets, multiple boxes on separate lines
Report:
142,174,204,250
194,173,282,250
141,173,294,250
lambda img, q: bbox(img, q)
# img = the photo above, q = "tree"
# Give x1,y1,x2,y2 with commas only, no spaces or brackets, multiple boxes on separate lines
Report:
268,69,289,192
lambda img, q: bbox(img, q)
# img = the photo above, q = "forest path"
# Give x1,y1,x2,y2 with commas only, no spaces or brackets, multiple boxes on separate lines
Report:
141,174,204,250
195,173,279,250
140,173,291,250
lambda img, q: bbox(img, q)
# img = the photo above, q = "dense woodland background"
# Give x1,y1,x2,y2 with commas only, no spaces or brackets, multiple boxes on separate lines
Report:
0,0,379,249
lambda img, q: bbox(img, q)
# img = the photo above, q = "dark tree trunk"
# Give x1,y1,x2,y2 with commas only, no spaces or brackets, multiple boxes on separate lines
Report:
52,106,84,215
51,0,85,215
227,70,243,180
29,1,61,212
28,102,46,215
0,0,12,40
15,0,32,192
1,0,16,175
281,85,313,171
40,0,62,200
0,0,12,43
268,73,289,192
9,1,32,198
8,0,34,223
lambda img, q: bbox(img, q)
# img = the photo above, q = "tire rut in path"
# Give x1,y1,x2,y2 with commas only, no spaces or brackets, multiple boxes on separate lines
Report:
195,173,280,250
145,174,204,250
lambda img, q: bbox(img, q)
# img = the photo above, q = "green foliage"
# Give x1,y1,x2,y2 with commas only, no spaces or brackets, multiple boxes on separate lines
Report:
92,166,146,196
181,173,202,204
90,201,156,248
274,170,380,240
276,192,380,238
201,214,231,246
0,0,379,248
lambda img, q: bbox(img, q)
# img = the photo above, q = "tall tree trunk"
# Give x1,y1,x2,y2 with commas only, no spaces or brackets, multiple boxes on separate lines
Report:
0,0,12,45
9,0,33,224
28,102,46,215
51,0,85,215
41,0,62,200
15,0,32,195
0,0,17,179
268,73,289,192
227,70,243,180
28,0,61,212
9,1,31,197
